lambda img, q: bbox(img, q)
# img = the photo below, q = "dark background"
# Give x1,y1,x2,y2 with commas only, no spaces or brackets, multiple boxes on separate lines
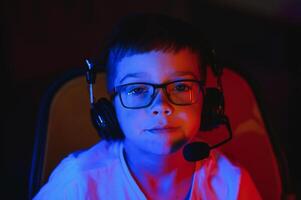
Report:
1,0,300,199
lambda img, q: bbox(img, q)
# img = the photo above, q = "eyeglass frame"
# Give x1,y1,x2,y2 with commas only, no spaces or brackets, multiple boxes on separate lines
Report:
111,79,205,109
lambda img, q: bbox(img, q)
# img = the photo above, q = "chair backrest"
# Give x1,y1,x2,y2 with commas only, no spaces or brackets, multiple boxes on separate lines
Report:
29,69,108,198
29,67,294,199
206,67,291,200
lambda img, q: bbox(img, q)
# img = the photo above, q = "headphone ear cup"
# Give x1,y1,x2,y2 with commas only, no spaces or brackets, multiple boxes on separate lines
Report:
90,98,124,140
200,88,225,131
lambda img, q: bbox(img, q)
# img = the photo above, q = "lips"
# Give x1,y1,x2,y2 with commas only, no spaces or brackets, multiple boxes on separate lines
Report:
146,126,180,134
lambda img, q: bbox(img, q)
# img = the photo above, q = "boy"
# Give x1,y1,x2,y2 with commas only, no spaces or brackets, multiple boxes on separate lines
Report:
34,13,261,199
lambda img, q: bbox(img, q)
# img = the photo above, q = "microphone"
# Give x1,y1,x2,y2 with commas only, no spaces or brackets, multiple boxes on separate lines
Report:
183,116,232,162
183,142,210,161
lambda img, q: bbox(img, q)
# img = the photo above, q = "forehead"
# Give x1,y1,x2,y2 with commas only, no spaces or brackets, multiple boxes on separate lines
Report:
114,49,201,85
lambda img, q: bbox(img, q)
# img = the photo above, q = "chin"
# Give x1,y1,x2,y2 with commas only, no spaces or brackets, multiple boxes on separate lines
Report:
145,139,187,155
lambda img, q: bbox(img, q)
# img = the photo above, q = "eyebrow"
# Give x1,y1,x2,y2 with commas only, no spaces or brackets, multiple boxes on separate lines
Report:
119,70,199,84
119,72,148,84
171,71,199,79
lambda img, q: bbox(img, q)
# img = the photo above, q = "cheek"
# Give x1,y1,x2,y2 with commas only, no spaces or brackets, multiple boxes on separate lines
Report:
180,103,202,133
114,100,145,136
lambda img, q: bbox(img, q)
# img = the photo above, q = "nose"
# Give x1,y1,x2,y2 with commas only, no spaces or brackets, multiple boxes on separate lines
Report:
150,89,173,116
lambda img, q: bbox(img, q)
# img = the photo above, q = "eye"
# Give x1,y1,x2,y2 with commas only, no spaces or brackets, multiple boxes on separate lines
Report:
126,85,150,96
173,83,191,92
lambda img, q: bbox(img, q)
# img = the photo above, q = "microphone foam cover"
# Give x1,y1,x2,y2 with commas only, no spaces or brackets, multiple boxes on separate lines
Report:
183,142,210,162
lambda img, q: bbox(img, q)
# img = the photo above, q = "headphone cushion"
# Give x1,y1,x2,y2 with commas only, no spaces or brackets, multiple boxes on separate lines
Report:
91,98,124,140
200,88,225,131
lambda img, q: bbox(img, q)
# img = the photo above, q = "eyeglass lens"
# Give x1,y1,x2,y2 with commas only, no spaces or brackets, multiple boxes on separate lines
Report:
118,80,202,108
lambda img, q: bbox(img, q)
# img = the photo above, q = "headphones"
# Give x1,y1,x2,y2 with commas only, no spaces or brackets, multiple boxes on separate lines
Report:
85,49,232,160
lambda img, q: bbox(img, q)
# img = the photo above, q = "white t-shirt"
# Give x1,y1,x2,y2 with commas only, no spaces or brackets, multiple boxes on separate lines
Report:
33,141,262,200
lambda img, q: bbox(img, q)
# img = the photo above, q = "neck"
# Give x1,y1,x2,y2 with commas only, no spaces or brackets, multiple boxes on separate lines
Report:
123,142,195,199
124,140,194,174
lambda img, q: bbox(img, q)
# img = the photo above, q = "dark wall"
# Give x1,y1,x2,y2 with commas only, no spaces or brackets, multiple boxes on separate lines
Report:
2,0,300,199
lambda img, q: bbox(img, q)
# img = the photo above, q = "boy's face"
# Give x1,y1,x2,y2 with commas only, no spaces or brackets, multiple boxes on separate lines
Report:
113,49,203,155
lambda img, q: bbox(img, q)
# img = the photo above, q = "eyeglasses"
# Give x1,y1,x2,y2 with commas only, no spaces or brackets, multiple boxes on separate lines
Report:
113,79,204,109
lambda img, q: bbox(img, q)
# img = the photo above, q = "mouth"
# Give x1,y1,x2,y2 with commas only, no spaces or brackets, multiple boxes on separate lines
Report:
146,127,180,134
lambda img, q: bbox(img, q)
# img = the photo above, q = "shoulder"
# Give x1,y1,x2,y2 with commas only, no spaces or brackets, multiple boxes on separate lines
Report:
34,140,123,199
194,150,261,199
73,140,122,170
197,150,241,174
193,150,243,199
50,140,121,178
